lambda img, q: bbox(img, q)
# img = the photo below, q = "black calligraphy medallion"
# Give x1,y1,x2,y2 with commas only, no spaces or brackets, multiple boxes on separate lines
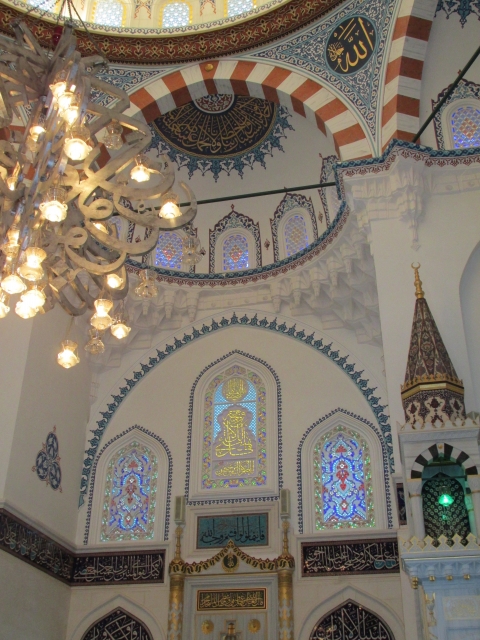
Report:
326,16,376,75
152,95,277,158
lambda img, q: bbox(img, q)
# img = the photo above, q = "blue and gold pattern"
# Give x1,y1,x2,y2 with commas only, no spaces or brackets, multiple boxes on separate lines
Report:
326,16,376,75
33,426,62,491
148,95,293,181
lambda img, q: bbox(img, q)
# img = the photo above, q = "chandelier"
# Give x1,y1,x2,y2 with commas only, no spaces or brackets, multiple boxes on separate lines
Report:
0,18,197,365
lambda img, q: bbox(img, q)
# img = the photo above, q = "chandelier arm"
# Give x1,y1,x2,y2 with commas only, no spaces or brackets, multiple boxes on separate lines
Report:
50,281,89,316
83,218,161,257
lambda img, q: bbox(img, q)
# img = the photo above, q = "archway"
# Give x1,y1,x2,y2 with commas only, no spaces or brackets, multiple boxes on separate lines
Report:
310,600,394,640
81,608,153,640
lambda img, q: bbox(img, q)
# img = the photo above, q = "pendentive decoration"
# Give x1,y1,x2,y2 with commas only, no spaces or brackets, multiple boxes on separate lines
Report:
32,426,62,491
401,265,466,426
326,16,376,75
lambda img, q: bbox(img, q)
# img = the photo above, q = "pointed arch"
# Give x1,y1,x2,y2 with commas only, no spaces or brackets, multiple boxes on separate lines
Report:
210,207,261,273
128,61,372,160
84,425,172,545
81,608,153,640
411,443,478,479
297,409,393,532
186,350,281,504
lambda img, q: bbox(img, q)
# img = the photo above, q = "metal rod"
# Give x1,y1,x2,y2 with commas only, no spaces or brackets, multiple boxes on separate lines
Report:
179,181,336,208
413,43,480,143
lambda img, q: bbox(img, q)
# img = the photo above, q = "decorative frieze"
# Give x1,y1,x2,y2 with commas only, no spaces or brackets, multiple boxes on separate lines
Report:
301,539,399,576
0,509,166,585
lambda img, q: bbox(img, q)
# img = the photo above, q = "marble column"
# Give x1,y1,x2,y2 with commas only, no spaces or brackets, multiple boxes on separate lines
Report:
167,526,186,640
408,479,426,540
277,520,295,640
467,475,480,537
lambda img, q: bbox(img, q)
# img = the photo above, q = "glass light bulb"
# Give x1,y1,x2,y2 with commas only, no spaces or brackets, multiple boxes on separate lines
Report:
6,176,16,191
40,187,68,222
50,77,67,100
30,125,46,142
104,121,123,150
159,198,181,219
130,163,150,183
57,91,74,112
21,287,46,311
94,298,113,317
57,340,80,368
7,226,20,246
84,332,105,355
64,137,90,161
61,101,79,125
15,298,37,319
111,322,131,339
0,293,10,318
18,247,47,282
90,313,113,331
106,273,123,289
1,274,26,294
438,493,454,506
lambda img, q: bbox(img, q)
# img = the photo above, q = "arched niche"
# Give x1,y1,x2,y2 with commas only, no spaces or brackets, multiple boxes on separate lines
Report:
85,426,172,546
460,240,480,410
186,350,281,504
298,410,392,533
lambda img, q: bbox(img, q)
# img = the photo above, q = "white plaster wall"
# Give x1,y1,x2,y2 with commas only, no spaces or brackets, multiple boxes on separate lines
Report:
460,240,480,411
0,550,71,640
419,12,480,149
77,322,387,547
4,306,91,543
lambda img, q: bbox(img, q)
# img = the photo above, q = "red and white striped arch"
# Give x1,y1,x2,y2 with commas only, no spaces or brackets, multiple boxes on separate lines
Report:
127,60,373,161
381,0,436,149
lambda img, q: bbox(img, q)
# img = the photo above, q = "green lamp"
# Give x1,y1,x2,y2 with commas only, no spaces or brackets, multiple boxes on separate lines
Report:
438,489,454,507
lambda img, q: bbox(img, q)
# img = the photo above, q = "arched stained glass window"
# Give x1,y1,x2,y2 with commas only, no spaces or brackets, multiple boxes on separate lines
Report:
223,233,249,271
101,441,158,542
310,601,394,640
162,2,190,27
314,426,374,529
284,214,309,256
82,609,153,640
451,104,480,148
203,364,266,490
155,232,183,269
94,0,124,26
228,0,253,17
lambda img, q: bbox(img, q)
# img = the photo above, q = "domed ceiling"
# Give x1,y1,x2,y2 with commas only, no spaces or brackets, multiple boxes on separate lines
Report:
0,0,345,62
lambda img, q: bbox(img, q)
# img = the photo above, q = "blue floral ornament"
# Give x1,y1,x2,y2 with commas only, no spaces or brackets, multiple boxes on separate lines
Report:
33,427,62,492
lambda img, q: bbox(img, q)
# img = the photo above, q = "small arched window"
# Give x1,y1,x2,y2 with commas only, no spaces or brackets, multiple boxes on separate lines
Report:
284,214,309,256
450,104,480,148
228,0,253,17
310,601,394,640
155,232,184,269
100,441,157,542
223,233,249,271
162,2,190,27
94,0,124,25
314,425,374,529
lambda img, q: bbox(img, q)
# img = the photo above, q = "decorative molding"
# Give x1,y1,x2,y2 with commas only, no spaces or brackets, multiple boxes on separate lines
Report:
270,193,318,262
296,408,394,534
319,154,340,226
80,313,391,505
432,79,480,150
209,206,262,273
84,425,172,543
254,0,397,139
81,608,154,640
148,98,293,182
0,0,345,63
196,513,268,548
302,539,399,576
410,441,478,479
435,0,480,26
185,350,282,505
0,508,166,585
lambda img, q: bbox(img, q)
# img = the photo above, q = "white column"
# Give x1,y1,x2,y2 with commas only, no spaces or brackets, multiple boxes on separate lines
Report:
407,479,425,540
467,475,480,537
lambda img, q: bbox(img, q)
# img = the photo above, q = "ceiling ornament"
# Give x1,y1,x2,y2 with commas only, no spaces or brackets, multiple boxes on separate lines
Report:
149,96,293,181
0,0,345,63
0,20,197,365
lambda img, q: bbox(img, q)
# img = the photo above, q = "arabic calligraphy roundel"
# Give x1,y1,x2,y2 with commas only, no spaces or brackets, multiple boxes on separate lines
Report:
326,16,376,75
153,95,277,159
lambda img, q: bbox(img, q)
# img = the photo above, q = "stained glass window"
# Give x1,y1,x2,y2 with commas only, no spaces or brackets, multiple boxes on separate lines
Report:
203,364,266,490
284,214,309,256
101,441,158,542
228,0,253,17
223,233,249,271
94,0,124,26
162,2,190,27
155,232,183,269
314,426,374,529
310,601,393,640
83,609,152,640
451,104,480,148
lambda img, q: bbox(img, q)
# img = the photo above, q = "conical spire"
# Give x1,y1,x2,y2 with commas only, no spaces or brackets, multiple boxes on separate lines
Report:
401,265,465,425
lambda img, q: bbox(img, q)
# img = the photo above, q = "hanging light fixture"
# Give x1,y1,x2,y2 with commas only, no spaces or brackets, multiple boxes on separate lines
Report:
438,484,454,507
111,301,131,339
0,16,198,365
134,269,158,299
90,296,114,331
84,328,105,355
57,318,80,368
159,192,181,219
182,234,204,266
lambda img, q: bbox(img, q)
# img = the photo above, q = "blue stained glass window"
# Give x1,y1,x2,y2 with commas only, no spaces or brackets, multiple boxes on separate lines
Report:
101,442,158,542
162,2,190,27
223,233,249,271
94,0,124,26
314,427,374,529
155,232,183,269
285,214,309,256
451,105,480,148
228,0,253,17
203,366,266,490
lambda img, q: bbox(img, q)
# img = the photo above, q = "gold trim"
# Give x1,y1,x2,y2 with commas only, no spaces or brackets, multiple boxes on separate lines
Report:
401,379,464,400
411,263,424,299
